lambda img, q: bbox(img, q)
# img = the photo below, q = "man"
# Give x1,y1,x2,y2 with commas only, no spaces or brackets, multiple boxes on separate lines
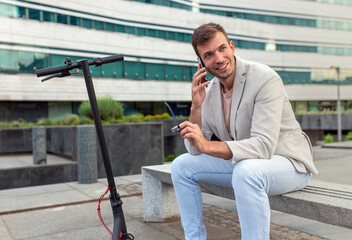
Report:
171,23,318,240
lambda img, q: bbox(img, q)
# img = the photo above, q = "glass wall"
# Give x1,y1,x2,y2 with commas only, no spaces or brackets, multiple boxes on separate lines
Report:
310,0,352,6
128,0,352,31
292,100,352,114
1,48,352,84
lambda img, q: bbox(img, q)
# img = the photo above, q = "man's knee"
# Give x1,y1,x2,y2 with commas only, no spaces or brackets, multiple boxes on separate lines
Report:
171,153,191,177
232,159,265,189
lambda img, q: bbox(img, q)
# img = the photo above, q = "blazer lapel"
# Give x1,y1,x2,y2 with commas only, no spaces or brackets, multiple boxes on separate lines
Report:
230,56,246,140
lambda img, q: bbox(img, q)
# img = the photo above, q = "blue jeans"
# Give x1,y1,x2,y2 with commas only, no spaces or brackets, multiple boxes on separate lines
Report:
171,153,312,240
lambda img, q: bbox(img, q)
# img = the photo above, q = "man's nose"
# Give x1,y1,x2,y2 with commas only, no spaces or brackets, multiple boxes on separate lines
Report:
214,52,223,64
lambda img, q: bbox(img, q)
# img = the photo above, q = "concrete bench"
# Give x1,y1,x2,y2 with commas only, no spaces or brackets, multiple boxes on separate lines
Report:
142,164,352,229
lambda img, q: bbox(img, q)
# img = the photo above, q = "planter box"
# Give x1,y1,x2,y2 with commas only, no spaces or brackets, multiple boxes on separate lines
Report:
46,126,77,160
0,163,77,190
96,122,164,178
296,113,352,130
0,128,32,154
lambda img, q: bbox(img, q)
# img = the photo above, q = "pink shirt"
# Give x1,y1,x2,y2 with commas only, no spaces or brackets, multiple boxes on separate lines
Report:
221,85,234,139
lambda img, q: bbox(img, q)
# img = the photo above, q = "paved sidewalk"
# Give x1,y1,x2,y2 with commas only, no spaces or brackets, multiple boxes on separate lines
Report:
1,173,351,240
1,142,352,239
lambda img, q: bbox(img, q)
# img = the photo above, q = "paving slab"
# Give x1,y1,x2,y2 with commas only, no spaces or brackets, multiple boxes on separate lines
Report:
0,154,72,169
1,154,352,239
312,155,352,185
313,146,352,161
0,184,90,212
0,217,10,240
322,141,352,149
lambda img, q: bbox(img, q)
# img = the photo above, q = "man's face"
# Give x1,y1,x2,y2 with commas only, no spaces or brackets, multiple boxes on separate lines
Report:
197,31,236,83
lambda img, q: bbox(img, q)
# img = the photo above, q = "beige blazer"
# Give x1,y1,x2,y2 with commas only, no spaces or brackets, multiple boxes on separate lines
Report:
185,56,318,175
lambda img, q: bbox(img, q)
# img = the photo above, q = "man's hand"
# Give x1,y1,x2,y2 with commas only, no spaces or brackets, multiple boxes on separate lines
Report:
189,64,211,129
178,121,208,153
192,65,210,109
176,120,233,160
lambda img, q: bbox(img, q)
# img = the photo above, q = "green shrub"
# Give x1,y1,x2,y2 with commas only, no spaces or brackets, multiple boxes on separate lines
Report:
63,114,80,125
125,113,150,123
77,116,94,125
324,133,334,143
37,117,53,126
345,131,352,141
164,154,175,162
78,96,124,121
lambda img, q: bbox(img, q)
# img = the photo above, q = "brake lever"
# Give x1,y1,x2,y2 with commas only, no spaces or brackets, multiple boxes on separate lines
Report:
41,71,71,82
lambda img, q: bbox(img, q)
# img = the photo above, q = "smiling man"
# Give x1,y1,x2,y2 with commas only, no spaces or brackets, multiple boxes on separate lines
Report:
171,23,318,240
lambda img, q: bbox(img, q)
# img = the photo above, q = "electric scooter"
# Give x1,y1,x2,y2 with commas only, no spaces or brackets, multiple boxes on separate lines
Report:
35,55,133,240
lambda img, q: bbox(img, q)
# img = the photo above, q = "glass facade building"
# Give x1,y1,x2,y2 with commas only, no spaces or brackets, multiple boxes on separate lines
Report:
0,0,351,120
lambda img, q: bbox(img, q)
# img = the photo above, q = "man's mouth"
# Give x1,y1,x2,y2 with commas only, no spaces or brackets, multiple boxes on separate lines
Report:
217,63,228,70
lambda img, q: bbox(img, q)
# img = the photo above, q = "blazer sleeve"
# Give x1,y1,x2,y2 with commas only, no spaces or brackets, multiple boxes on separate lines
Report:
225,75,285,162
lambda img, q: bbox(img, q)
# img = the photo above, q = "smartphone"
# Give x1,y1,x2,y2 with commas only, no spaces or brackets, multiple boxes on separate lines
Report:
197,57,208,84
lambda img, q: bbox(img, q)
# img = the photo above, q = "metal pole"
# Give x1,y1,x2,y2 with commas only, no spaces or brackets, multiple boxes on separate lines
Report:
336,67,342,142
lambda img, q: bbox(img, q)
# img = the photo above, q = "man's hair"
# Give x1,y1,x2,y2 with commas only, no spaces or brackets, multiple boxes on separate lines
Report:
191,23,230,58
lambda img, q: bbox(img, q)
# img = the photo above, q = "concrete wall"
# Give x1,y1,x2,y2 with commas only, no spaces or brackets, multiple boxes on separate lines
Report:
0,163,77,190
96,122,164,178
0,128,32,154
0,115,351,156
297,114,352,130
46,126,77,160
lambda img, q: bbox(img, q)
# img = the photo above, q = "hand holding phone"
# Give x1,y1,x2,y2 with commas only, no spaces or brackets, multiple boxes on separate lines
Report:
197,57,208,85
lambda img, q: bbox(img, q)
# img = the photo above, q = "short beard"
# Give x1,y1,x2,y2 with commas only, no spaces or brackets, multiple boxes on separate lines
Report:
209,68,234,82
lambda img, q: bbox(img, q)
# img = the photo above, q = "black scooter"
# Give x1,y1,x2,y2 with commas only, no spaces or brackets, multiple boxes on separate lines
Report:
36,55,133,240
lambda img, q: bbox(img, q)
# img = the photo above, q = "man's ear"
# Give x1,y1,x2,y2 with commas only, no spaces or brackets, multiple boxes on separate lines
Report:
230,41,235,53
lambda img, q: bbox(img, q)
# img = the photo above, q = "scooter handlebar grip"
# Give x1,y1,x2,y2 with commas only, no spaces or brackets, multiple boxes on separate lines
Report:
100,55,124,64
35,66,66,77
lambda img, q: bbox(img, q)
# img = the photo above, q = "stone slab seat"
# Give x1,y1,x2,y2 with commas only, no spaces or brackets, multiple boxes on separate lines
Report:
142,164,352,229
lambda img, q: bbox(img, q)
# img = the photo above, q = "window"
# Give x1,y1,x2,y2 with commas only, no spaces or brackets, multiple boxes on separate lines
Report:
137,27,146,36
295,101,308,114
49,55,77,69
115,24,125,32
125,62,145,79
146,63,164,80
308,101,319,112
17,6,26,19
90,66,102,77
182,66,194,81
157,30,166,39
57,14,68,24
43,11,56,22
0,3,13,17
166,65,183,80
34,52,48,70
148,29,156,37
0,50,18,72
28,8,40,20
126,26,136,34
94,21,104,30
185,34,192,42
167,31,176,40
176,32,185,42
18,51,35,73
105,22,114,31
102,61,123,78
82,18,92,28
70,16,81,26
